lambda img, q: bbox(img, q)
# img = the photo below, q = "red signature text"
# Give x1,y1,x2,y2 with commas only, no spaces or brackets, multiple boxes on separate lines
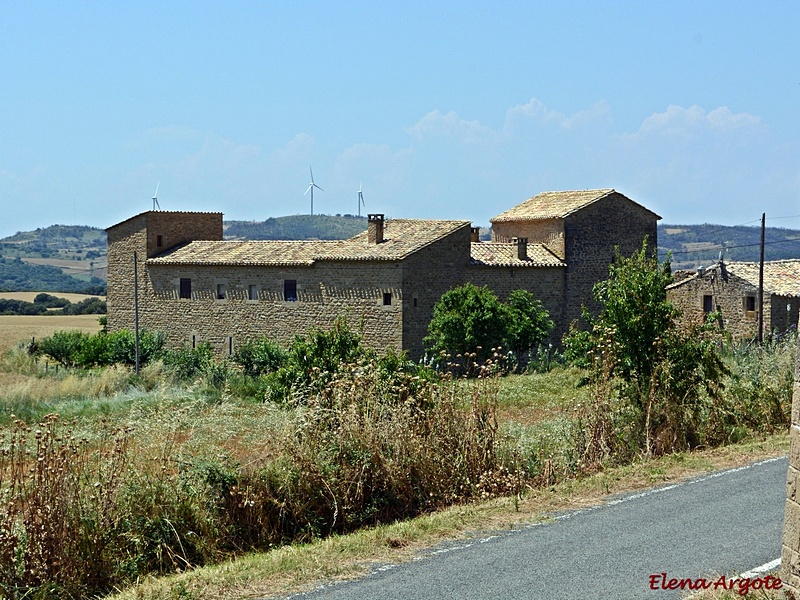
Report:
648,572,782,595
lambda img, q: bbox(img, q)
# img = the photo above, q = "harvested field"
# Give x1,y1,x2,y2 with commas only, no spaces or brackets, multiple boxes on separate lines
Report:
0,314,102,353
0,292,106,303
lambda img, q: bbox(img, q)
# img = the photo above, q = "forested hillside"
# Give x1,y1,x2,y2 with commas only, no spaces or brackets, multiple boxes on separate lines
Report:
658,223,800,269
0,257,106,294
225,214,367,240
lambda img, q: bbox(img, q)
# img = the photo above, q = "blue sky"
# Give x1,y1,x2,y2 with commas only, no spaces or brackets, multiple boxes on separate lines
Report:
1,1,798,238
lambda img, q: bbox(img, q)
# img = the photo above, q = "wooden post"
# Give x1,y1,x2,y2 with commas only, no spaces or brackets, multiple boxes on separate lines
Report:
758,213,765,344
134,251,140,375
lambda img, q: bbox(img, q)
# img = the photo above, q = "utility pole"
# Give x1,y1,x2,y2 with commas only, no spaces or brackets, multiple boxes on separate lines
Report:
134,251,140,374
758,213,765,345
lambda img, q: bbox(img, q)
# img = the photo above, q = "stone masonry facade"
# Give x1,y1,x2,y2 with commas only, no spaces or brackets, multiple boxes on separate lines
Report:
667,260,800,340
106,189,660,360
783,348,800,592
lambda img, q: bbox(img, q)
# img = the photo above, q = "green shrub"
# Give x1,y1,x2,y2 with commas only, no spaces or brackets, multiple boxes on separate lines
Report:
37,330,89,367
161,343,215,381
36,329,165,369
232,337,288,377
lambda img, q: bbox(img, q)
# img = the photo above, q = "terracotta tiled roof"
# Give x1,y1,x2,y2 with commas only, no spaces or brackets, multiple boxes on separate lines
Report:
470,242,565,267
147,218,471,266
147,240,335,266
728,260,800,297
490,189,660,222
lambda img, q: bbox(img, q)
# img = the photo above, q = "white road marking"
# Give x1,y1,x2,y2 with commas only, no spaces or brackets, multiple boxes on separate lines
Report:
740,557,781,578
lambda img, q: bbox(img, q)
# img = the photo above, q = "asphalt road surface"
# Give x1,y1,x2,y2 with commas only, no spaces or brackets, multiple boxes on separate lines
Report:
281,456,787,600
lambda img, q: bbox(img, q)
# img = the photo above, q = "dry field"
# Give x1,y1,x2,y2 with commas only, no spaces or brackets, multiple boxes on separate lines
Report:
0,314,102,353
0,292,106,303
22,256,107,274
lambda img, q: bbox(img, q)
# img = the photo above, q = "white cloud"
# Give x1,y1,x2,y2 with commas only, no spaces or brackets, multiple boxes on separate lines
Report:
407,110,498,145
623,104,765,141
504,98,611,132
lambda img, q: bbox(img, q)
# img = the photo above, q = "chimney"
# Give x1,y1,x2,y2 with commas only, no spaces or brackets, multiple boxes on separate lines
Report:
512,237,528,260
470,226,481,243
368,214,385,244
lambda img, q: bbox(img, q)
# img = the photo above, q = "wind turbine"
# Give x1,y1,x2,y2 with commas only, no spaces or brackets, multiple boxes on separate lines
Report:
152,182,161,211
357,183,365,217
305,167,324,215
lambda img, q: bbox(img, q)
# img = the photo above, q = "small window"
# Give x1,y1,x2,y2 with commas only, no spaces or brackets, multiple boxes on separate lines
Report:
284,280,297,302
179,278,192,299
191,334,196,349
248,284,258,301
227,336,233,356
156,235,163,248
383,292,392,306
702,295,714,314
413,297,418,308
216,283,227,300
745,296,756,312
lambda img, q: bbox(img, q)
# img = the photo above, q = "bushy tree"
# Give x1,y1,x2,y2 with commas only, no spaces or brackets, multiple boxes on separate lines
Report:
232,337,288,377
424,283,509,364
424,283,553,370
504,289,554,359
564,240,728,457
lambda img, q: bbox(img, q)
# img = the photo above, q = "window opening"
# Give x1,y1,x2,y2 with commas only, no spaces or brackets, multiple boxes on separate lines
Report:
156,235,163,248
216,283,227,300
383,292,392,306
248,284,258,301
179,278,192,299
745,296,756,312
702,295,714,314
284,280,297,302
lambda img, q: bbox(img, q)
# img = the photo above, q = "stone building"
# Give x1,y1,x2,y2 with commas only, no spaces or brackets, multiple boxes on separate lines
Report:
783,336,800,592
667,259,800,339
106,189,659,359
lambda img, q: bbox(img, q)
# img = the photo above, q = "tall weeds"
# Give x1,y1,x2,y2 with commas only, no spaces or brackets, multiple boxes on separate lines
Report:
0,358,519,599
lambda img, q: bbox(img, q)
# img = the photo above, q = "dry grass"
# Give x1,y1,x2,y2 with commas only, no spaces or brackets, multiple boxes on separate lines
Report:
104,434,789,600
0,314,102,353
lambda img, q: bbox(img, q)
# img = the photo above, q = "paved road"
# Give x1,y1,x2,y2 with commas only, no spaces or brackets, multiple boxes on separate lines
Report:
281,456,787,600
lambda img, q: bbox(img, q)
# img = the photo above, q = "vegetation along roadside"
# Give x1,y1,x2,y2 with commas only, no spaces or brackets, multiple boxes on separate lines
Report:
0,242,795,600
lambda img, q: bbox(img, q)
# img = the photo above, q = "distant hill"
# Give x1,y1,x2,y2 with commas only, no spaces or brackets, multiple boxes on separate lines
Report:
0,225,107,293
0,256,106,294
3,218,799,293
658,223,800,270
224,214,368,240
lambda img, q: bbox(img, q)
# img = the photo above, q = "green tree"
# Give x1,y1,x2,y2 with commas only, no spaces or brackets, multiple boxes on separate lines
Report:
424,284,553,371
589,240,676,387
504,289,554,360
564,240,728,457
424,283,509,364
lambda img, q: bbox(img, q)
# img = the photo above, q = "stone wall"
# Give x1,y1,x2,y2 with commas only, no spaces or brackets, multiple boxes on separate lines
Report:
667,269,800,339
562,193,658,328
106,211,223,334
468,264,566,346
143,260,404,355
400,225,472,360
782,347,800,591
492,218,565,258
667,270,760,338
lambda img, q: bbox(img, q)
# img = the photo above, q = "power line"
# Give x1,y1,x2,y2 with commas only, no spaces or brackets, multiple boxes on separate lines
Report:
665,236,800,255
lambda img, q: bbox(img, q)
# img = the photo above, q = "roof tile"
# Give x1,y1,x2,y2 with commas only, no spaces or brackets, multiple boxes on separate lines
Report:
147,218,471,266
490,189,662,222
470,242,565,267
